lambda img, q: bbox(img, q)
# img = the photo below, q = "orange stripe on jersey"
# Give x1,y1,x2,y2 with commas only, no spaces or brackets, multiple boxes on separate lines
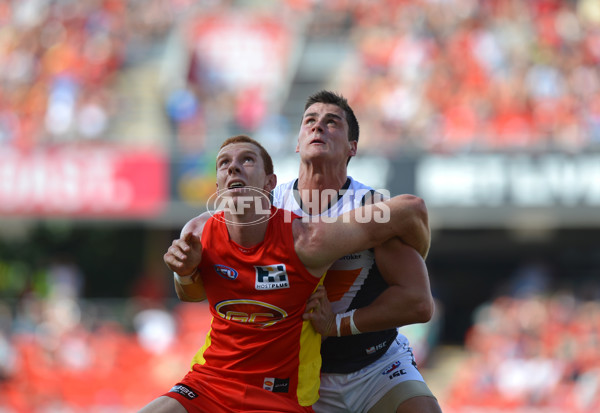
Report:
323,268,362,302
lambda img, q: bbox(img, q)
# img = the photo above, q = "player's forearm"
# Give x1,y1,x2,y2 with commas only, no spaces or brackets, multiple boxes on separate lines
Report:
352,286,434,333
173,272,207,302
368,238,434,329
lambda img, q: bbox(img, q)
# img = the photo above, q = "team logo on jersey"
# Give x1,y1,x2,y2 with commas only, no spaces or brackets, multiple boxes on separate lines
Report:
263,377,290,393
215,299,288,327
214,264,238,280
255,264,289,290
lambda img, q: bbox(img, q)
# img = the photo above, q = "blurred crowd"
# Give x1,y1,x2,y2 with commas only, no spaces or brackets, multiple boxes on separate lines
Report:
0,0,177,150
329,0,600,155
0,254,211,412
445,293,600,412
0,298,213,412
2,0,600,155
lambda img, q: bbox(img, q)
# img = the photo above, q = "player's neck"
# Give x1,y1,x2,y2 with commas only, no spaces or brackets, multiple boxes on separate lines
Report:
297,161,347,192
297,162,348,214
223,201,271,247
225,218,269,248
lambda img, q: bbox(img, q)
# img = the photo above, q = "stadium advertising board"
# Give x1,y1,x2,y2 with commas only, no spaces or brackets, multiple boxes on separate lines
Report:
0,147,168,217
412,154,600,228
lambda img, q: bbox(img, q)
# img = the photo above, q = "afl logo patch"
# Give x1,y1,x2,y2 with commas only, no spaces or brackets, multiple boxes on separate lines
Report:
214,264,238,280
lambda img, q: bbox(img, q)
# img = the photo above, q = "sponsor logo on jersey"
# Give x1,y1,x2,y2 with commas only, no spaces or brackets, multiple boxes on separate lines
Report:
169,384,198,399
382,360,402,375
255,264,290,290
263,377,290,393
215,299,288,327
341,253,361,260
365,340,388,355
214,264,238,280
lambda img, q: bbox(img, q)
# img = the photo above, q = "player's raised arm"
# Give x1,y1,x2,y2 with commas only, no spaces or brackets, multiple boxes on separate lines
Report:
295,194,430,276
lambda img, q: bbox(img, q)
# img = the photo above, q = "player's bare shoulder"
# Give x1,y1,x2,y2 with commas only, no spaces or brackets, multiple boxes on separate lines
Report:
181,211,212,238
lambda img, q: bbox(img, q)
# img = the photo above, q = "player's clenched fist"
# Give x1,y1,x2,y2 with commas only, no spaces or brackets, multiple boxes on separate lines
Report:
164,231,203,277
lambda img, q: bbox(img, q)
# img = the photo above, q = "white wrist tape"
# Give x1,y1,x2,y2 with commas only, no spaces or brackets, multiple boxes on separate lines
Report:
336,309,360,336
173,269,196,285
349,309,361,335
335,313,343,337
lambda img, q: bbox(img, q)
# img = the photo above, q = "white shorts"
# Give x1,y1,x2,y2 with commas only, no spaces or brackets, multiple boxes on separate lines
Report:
313,335,435,413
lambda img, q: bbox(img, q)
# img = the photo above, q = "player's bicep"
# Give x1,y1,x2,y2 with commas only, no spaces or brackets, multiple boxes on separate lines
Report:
375,237,427,287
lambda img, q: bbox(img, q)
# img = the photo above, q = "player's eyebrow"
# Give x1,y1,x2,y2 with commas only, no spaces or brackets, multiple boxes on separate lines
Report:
217,149,257,163
303,112,343,121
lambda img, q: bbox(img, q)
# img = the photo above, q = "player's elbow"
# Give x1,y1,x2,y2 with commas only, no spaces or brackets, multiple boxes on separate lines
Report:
413,294,435,324
391,195,430,257
403,194,429,228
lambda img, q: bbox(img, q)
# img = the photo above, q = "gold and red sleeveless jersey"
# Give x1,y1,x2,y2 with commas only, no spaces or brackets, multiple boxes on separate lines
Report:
190,207,323,407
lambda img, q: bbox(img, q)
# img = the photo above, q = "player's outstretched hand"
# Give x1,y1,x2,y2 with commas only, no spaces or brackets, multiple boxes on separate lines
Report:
303,285,335,337
164,231,203,276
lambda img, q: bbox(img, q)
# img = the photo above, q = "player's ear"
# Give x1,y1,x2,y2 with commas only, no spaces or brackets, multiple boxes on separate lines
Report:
264,174,277,192
348,140,357,157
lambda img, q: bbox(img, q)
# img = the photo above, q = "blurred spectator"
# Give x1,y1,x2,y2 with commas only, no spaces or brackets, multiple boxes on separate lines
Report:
133,307,175,355
46,255,84,300
506,259,554,298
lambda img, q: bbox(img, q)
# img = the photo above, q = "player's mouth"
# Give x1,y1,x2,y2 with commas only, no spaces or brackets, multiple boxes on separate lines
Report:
228,181,246,190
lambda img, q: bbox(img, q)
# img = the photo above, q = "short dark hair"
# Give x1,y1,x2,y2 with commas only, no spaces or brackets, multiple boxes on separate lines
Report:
304,90,359,143
219,135,274,175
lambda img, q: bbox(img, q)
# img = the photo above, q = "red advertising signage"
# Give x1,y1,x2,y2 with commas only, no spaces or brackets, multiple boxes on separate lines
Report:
0,147,168,217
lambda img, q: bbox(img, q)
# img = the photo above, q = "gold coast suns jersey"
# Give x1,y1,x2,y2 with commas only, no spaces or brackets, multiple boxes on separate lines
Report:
190,207,323,406
272,177,399,373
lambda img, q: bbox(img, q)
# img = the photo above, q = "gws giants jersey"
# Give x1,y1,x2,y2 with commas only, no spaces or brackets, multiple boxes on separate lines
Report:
190,207,323,406
272,177,400,373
